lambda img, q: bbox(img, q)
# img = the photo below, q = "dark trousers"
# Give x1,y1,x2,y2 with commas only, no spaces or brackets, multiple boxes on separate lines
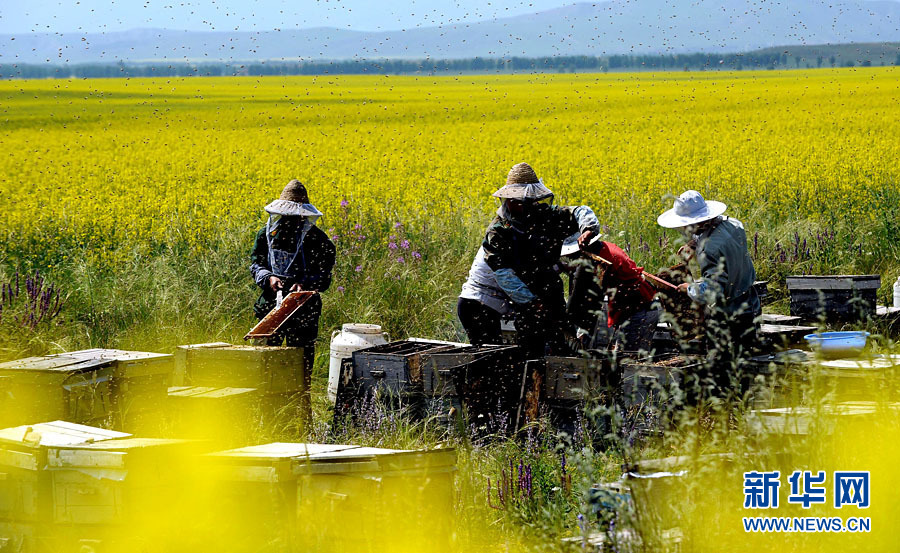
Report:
457,297,503,346
258,294,322,427
686,310,760,404
514,292,570,360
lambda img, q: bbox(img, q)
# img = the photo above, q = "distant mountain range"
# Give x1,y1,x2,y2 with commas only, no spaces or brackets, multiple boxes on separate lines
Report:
3,1,900,64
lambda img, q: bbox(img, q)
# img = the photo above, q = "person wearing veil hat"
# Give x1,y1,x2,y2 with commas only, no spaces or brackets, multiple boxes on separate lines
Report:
471,162,600,359
657,190,760,399
250,179,336,361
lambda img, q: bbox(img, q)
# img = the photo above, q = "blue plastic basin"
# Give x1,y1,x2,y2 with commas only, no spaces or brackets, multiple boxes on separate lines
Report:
803,331,870,356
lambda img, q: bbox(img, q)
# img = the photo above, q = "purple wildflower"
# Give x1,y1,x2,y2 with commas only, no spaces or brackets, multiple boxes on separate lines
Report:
394,222,402,229
388,242,398,250
355,265,363,272
397,256,405,264
411,251,421,260
337,286,345,293
353,224,362,230
340,199,349,208
400,239,410,250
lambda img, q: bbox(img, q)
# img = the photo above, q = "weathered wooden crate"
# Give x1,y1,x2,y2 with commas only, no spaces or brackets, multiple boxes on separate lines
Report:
352,340,455,397
176,344,305,394
620,354,696,407
745,350,810,408
786,274,880,322
165,386,260,442
422,345,521,419
46,438,202,527
0,350,173,430
0,421,130,524
295,447,457,553
541,356,614,402
812,355,900,402
201,442,357,551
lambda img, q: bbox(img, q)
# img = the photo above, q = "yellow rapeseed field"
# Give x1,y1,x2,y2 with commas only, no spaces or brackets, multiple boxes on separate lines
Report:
2,68,900,267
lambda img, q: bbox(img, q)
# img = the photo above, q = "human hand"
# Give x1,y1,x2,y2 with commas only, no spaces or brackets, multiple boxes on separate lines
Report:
677,240,696,261
578,230,595,249
268,276,284,292
677,282,690,294
289,283,303,293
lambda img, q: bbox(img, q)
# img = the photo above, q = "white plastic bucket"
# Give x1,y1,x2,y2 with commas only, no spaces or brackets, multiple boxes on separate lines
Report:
328,323,389,402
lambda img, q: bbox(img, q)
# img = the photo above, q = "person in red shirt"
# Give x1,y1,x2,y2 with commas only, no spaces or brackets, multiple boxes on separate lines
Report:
563,237,659,353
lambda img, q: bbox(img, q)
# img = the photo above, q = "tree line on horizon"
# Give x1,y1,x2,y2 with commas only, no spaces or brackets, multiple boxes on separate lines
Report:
3,50,899,80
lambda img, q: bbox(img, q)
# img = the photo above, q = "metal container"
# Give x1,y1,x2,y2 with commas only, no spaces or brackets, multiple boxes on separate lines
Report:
786,274,880,322
328,324,389,403
0,350,173,430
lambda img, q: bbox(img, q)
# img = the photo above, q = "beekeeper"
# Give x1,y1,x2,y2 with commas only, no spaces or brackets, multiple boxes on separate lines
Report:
657,190,760,395
474,162,600,359
561,235,659,353
250,179,336,363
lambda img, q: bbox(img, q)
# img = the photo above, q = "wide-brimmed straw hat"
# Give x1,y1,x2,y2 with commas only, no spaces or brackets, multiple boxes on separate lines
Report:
264,179,322,217
492,163,554,201
657,190,727,228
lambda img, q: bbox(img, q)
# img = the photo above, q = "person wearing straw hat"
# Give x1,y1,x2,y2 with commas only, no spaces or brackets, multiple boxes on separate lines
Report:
657,190,760,398
471,162,600,358
250,178,336,360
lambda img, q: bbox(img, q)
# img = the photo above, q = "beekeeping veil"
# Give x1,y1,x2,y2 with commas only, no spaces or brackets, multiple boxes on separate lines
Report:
263,179,323,277
493,163,554,222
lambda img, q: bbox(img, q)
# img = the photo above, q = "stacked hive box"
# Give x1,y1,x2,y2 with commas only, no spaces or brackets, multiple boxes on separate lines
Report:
166,386,260,444
0,350,173,431
0,421,130,552
200,443,457,552
173,344,305,418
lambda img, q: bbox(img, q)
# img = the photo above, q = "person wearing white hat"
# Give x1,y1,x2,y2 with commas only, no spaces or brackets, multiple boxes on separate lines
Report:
658,190,760,397
466,162,600,358
250,178,336,351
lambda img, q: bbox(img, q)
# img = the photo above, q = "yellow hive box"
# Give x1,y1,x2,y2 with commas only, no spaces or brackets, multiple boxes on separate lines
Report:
174,344,305,394
46,437,204,527
296,447,457,553
165,386,260,445
0,421,130,524
0,350,173,430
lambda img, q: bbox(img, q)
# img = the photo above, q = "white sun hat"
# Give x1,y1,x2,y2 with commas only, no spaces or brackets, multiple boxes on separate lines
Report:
492,162,554,201
657,190,727,229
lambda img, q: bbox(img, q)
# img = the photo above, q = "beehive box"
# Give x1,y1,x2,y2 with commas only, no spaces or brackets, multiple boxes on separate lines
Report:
201,443,357,551
46,437,202,526
786,274,880,322
745,350,810,408
813,354,900,402
422,345,520,421
620,354,696,407
0,421,130,524
175,343,305,394
295,447,457,553
166,386,260,443
541,356,615,402
352,340,455,397
0,350,173,430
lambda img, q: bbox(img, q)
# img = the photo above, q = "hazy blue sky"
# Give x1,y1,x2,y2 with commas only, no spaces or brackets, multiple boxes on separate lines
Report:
0,0,573,34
